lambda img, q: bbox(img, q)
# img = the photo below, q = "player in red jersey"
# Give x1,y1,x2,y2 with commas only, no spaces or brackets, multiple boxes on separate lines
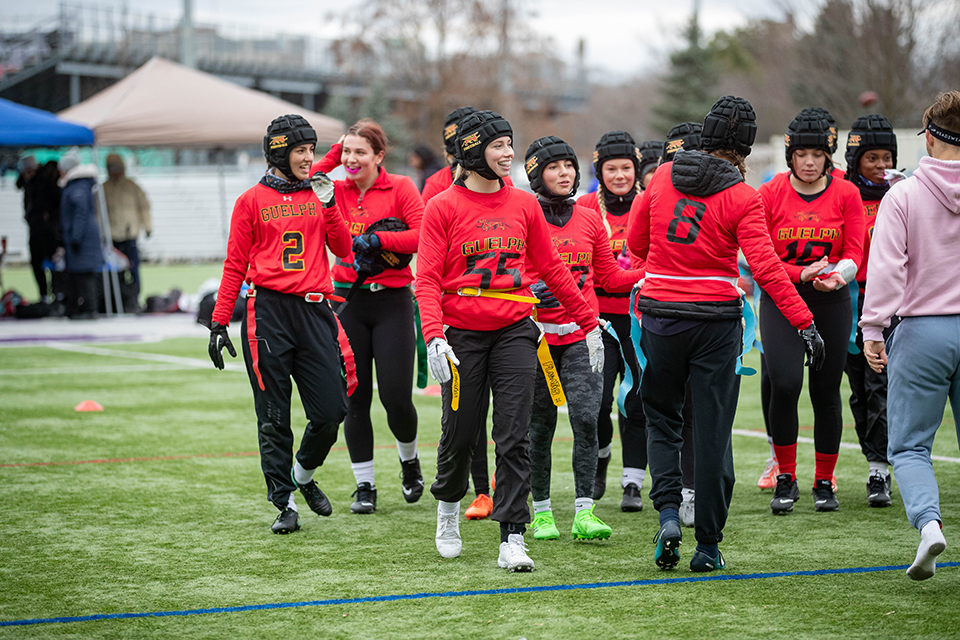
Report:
208,115,353,534
758,110,865,516
575,131,650,511
310,119,425,514
417,111,602,571
842,114,899,507
637,140,664,190
628,96,823,572
523,136,643,542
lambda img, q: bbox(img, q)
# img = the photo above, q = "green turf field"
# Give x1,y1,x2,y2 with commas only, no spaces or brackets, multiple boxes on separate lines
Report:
1,338,958,638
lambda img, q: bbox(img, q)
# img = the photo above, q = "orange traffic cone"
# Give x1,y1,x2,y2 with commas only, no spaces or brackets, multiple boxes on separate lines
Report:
74,400,104,412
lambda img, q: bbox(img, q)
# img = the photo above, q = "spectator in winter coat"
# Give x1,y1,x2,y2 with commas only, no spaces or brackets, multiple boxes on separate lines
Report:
58,147,103,318
861,90,960,581
102,154,151,302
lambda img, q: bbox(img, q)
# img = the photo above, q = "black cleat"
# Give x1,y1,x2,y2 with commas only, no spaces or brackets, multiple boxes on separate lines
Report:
867,473,892,507
813,478,839,512
400,457,425,504
291,469,332,517
653,519,682,570
621,483,643,512
771,473,799,515
594,455,610,500
271,508,300,534
350,482,377,514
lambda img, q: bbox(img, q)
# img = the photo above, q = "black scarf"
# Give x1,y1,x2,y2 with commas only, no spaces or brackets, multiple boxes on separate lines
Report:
601,187,634,216
539,198,574,227
846,171,890,202
260,169,311,194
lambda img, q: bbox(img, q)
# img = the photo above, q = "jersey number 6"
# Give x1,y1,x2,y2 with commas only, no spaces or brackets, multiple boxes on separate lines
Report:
666,199,706,245
463,251,521,289
282,231,305,271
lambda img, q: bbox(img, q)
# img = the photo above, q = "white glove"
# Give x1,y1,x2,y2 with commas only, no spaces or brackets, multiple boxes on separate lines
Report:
310,171,336,208
585,326,604,374
427,337,460,384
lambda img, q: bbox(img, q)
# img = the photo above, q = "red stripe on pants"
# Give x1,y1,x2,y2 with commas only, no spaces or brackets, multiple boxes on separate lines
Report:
246,296,265,391
333,313,358,397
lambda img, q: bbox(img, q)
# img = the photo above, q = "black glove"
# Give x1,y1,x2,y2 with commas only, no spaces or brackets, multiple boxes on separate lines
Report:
352,232,381,258
531,279,560,309
208,321,237,370
799,321,825,371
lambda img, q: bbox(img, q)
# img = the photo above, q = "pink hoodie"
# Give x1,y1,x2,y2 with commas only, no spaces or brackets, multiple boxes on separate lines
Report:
860,156,960,342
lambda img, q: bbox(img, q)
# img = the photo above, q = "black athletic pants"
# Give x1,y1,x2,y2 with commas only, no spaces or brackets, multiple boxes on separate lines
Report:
66,272,97,317
844,286,895,464
336,287,418,465
760,284,850,454
470,390,492,497
642,318,740,545
529,340,603,501
241,287,346,510
599,313,647,470
431,317,540,525
29,229,58,298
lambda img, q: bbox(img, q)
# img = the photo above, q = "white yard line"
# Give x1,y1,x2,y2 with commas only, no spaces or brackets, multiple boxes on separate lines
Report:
44,342,247,372
732,428,960,464
0,364,195,376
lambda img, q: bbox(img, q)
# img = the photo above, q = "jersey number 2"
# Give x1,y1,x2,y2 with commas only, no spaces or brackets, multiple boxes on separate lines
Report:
666,199,705,245
282,231,304,271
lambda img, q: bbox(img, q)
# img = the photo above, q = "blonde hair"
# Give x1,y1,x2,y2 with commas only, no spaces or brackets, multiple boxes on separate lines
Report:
923,91,960,142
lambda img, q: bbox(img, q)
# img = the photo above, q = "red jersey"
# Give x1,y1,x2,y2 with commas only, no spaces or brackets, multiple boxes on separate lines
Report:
576,190,638,314
855,199,881,283
528,203,643,345
758,171,864,284
628,158,812,330
416,185,599,342
422,165,514,202
212,181,352,326
311,144,424,288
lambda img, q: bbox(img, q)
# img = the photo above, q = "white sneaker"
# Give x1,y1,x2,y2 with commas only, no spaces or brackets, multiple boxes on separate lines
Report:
680,488,695,528
436,508,462,559
907,521,946,581
498,533,535,572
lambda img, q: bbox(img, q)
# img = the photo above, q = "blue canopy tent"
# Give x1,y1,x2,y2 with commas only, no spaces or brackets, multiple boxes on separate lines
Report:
0,98,123,315
0,98,95,146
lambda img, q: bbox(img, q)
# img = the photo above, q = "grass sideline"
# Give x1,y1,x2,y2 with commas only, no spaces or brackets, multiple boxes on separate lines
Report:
1,339,958,639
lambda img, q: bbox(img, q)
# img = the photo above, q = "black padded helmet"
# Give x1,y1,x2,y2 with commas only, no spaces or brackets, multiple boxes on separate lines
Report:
663,122,703,162
442,106,478,157
785,110,834,178
844,114,898,176
525,136,580,199
455,110,513,181
593,130,641,180
264,114,317,180
701,96,758,158
800,107,838,154
637,140,664,183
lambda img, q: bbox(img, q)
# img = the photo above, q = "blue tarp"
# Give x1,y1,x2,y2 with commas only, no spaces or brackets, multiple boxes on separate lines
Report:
0,98,95,147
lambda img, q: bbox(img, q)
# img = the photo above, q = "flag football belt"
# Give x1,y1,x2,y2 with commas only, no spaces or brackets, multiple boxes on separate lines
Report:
447,286,540,305
540,321,580,336
247,285,340,303
333,281,390,292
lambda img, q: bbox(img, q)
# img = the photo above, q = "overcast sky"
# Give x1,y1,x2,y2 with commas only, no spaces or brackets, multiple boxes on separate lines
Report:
3,0,788,80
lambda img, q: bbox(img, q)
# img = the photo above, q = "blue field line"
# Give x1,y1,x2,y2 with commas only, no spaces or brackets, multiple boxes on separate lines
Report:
3,562,957,628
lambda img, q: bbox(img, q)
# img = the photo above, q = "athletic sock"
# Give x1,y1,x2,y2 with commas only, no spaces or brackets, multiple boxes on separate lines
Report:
575,497,594,513
293,461,314,485
500,522,525,543
622,467,645,489
773,444,797,480
696,542,719,557
351,460,375,487
286,493,298,512
396,437,418,463
598,444,612,459
659,508,680,527
438,500,459,516
869,461,889,477
532,499,552,514
814,451,839,484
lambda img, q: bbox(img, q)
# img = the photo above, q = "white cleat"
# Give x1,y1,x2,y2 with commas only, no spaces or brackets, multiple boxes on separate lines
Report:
498,533,535,572
436,508,462,559
679,488,695,528
907,521,946,581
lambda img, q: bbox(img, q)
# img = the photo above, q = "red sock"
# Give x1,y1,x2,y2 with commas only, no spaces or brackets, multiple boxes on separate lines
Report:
814,452,839,484
773,444,797,480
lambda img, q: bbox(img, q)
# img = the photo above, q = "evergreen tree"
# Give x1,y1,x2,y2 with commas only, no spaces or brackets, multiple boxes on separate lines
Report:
651,6,718,136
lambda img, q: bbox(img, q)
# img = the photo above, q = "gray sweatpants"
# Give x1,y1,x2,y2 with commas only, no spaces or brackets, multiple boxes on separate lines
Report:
529,339,603,501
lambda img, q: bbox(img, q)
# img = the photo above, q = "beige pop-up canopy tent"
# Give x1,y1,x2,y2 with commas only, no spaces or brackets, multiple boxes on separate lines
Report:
59,56,343,146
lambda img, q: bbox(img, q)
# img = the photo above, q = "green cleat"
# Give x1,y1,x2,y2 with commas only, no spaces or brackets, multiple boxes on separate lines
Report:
572,505,612,540
532,510,561,540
